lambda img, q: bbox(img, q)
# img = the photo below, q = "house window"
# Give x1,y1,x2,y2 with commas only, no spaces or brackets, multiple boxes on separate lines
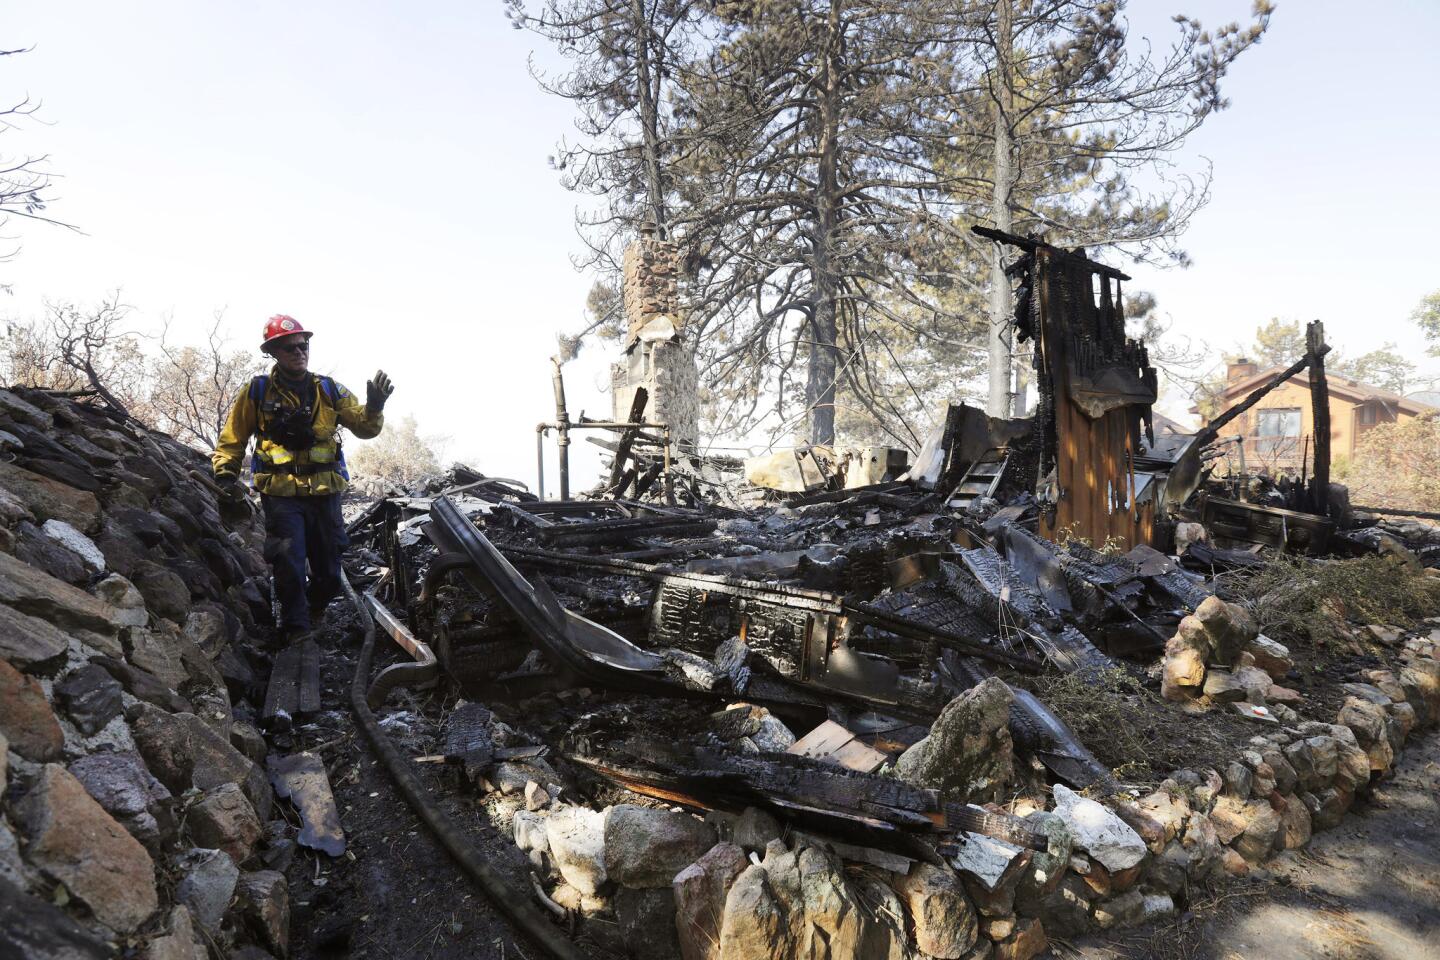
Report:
1356,404,1379,426
1255,408,1301,454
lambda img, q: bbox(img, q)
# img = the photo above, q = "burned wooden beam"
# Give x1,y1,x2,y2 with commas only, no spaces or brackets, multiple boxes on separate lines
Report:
607,387,649,491
1306,320,1330,515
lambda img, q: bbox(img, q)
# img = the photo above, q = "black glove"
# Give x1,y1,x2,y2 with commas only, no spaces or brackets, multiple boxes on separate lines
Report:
366,370,394,414
216,475,246,504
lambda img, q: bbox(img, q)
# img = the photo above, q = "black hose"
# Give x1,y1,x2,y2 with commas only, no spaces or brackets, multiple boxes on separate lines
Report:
343,576,589,960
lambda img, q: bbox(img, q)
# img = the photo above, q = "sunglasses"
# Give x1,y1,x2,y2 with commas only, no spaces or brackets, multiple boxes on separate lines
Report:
274,341,310,354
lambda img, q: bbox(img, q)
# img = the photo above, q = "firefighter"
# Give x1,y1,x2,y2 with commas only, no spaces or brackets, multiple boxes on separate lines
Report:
212,315,394,642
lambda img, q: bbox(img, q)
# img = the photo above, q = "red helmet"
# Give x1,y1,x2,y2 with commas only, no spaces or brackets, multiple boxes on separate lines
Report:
261,314,313,350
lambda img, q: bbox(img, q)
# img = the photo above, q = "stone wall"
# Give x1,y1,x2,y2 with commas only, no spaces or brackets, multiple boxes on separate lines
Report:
0,386,292,960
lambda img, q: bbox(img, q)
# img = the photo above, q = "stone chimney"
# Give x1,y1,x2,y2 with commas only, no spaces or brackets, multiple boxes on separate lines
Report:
1227,357,1258,386
612,226,700,451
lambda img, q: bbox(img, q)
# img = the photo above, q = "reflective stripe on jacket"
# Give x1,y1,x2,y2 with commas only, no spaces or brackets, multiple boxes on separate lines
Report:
212,366,383,497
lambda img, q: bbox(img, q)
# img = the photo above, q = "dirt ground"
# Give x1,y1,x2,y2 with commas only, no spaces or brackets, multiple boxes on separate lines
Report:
1065,729,1440,960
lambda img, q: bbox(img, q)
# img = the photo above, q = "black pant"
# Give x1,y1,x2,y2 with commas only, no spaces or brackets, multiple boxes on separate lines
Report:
261,493,346,632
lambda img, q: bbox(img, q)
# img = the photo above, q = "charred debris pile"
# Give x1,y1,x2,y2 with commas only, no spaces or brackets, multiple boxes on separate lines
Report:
341,229,1440,960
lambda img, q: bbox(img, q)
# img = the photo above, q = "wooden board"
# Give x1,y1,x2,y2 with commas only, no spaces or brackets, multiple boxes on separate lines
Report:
788,720,887,773
262,639,322,724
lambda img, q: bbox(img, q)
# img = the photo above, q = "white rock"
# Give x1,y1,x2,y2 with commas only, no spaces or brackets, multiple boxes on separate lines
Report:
94,574,149,628
546,804,607,895
1141,893,1175,921
513,810,549,854
1050,785,1146,871
949,831,1025,891
41,519,106,572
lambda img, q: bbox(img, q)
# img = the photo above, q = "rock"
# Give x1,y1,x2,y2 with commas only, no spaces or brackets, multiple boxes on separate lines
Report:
1338,697,1393,773
68,750,173,851
1284,736,1339,793
1399,663,1439,726
233,870,289,957
513,810,549,854
547,804,608,895
189,782,264,864
1162,617,1208,700
1277,794,1312,849
14,763,158,933
1302,787,1352,831
605,804,718,889
0,602,70,667
131,706,271,819
144,905,208,960
230,721,268,764
615,886,682,960
549,881,608,916
0,875,110,960
1050,785,1146,872
0,388,55,429
182,607,229,658
1093,888,1144,929
1195,595,1256,665
14,520,89,584
718,864,789,960
54,663,124,735
854,872,910,960
91,655,192,713
1202,670,1246,703
524,780,551,811
1246,634,1293,681
751,712,796,753
1034,873,1092,938
1387,702,1417,752
94,573,150,628
1222,761,1253,799
991,917,1047,960
1231,665,1275,702
128,560,192,624
733,806,782,852
674,842,748,960
1233,799,1280,862
895,677,1014,803
175,849,238,935
951,832,1029,909
1261,748,1298,796
0,658,64,761
0,549,125,654
1145,841,1191,896
0,460,100,531
1141,893,1175,922
794,844,869,959
892,861,977,958
41,519,106,573
1366,624,1403,646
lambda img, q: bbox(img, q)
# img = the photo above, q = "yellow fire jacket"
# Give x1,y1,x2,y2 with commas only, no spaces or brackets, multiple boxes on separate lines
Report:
212,367,384,497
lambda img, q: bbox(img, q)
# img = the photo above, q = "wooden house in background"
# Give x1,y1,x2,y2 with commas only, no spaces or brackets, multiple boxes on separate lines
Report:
1197,358,1438,475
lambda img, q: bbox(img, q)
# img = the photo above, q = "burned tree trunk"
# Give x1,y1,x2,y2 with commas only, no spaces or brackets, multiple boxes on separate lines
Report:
1307,319,1330,515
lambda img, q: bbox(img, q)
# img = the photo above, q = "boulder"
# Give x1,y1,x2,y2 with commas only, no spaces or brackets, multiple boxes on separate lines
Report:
513,810,549,854
175,848,238,935
1284,736,1339,793
230,721,268,764
1338,697,1393,773
128,560,192,625
55,663,124,736
189,782,264,864
717,864,790,960
951,831,1029,913
1050,785,1145,872
0,657,64,761
895,677,1014,803
182,607,230,659
14,763,158,933
0,875,110,960
1093,888,1144,929
0,548,125,654
91,655,192,713
1201,670,1246,703
0,388,55,429
992,917,1047,960
674,842,748,960
893,862,977,958
615,886,682,960
1161,618,1208,700
130,706,271,819
233,870,289,957
1303,787,1352,831
143,905,209,960
68,750,174,851
1229,800,1280,863
605,805,719,889
0,460,100,531
1399,663,1439,727
794,844,867,959
546,804,608,895
0,602,69,667
1194,596,1257,665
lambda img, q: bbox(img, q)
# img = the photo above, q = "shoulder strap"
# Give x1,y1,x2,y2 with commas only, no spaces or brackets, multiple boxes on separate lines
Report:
248,375,269,405
317,376,341,407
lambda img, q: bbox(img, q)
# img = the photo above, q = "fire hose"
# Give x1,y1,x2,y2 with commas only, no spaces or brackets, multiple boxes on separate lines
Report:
341,571,588,960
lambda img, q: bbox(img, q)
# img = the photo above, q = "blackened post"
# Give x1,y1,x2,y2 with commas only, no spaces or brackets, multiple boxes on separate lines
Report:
608,387,649,491
1306,320,1330,516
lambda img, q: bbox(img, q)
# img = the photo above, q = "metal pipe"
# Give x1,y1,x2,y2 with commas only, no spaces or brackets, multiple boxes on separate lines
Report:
535,424,547,500
550,358,571,500
662,425,675,505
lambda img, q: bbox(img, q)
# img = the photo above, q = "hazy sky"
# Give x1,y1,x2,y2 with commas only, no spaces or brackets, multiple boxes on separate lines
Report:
4,1,1438,489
